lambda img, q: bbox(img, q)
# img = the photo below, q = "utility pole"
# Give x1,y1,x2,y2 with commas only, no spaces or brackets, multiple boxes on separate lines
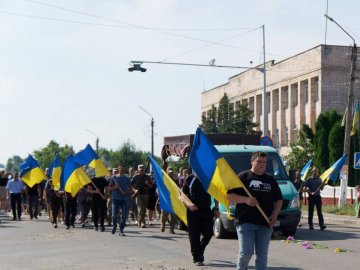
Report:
262,25,268,137
86,129,99,155
325,14,357,207
138,106,154,157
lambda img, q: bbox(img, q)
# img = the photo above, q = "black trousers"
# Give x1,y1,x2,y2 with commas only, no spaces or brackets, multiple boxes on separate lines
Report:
28,195,39,219
308,195,324,227
50,195,61,224
92,197,106,228
187,209,213,263
65,196,77,227
10,193,22,219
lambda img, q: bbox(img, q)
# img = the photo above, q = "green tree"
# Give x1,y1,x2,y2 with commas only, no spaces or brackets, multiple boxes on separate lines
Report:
33,140,73,169
284,125,314,171
314,111,342,172
5,155,24,173
328,121,344,165
201,105,218,133
217,93,234,132
233,103,258,134
109,140,147,169
200,93,258,134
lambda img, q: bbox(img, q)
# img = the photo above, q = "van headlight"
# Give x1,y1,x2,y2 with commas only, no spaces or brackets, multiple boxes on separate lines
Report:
289,194,300,209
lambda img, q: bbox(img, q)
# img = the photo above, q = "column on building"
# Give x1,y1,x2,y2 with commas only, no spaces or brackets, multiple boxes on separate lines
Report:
301,79,311,128
270,89,279,147
311,76,320,126
299,79,307,129
249,96,255,127
255,94,262,132
290,82,299,143
265,92,271,136
280,86,289,146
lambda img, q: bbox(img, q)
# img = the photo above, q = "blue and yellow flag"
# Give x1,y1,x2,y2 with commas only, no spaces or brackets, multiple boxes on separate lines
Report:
300,159,312,181
189,128,244,215
148,155,187,225
351,99,359,136
60,155,91,197
73,144,108,177
320,155,347,184
49,153,61,190
19,155,47,188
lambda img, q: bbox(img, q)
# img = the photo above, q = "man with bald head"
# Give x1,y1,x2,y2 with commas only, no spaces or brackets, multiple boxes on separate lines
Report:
304,167,326,230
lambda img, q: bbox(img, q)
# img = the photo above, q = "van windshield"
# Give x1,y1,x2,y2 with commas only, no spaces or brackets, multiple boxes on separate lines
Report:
221,152,288,180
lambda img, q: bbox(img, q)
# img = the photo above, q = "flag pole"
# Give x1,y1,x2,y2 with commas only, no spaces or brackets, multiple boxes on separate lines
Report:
90,180,106,200
241,181,271,225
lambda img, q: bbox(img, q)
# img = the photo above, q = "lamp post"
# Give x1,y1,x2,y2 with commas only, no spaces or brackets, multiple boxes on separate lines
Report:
325,14,357,207
138,106,154,157
86,129,99,154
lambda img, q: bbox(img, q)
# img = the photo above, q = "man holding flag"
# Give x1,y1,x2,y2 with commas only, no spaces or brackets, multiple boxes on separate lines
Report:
227,151,283,270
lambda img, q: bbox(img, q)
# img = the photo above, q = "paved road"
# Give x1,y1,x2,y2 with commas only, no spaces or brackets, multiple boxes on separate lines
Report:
0,212,359,270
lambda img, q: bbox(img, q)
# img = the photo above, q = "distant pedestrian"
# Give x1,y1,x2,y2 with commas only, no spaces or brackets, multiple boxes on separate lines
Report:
293,171,304,227
6,172,24,220
0,169,9,212
109,166,131,236
131,164,150,228
355,185,360,218
25,183,40,220
88,176,108,232
182,174,219,266
64,192,77,229
303,167,326,230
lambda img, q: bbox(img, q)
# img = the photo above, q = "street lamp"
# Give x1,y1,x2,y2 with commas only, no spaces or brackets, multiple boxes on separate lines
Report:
138,106,154,157
86,129,99,154
325,14,357,207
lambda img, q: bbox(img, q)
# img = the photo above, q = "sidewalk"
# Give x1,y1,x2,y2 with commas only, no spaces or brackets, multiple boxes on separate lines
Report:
301,210,360,226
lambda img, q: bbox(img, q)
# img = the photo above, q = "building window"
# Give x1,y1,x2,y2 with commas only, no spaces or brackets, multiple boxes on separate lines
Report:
314,78,319,102
284,127,289,146
235,101,241,110
293,87,298,107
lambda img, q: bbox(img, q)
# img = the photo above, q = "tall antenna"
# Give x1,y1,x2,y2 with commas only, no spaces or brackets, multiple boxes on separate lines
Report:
324,0,329,44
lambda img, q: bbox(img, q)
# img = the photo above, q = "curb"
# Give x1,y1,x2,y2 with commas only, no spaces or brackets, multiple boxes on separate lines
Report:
301,213,360,226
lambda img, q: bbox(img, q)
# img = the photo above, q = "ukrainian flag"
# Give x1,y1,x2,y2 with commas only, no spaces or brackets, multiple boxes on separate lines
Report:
49,153,61,190
320,155,347,184
73,144,108,177
60,155,91,197
351,99,359,136
300,159,312,181
19,155,47,188
148,155,187,225
189,128,244,214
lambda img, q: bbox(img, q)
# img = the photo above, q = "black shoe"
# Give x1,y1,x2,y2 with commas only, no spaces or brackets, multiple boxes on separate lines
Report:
54,223,58,228
94,227,98,231
12,217,16,221
119,230,125,236
101,226,105,232
17,217,21,221
111,227,116,234
66,226,70,230
320,225,327,230
71,224,75,228
309,226,314,230
194,262,204,266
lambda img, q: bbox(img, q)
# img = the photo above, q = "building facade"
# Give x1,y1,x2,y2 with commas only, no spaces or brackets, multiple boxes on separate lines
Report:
201,45,360,153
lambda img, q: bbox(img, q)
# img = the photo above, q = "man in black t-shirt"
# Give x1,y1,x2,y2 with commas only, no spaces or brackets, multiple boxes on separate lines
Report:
88,177,109,232
25,183,40,220
227,151,283,270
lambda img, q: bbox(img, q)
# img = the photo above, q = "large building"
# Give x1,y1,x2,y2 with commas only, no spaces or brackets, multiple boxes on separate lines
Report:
201,44,360,153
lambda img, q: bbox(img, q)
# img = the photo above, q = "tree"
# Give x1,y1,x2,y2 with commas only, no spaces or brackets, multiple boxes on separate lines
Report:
233,103,258,134
328,122,344,165
33,140,74,169
200,93,258,134
314,111,342,172
109,140,147,169
217,93,234,132
5,155,24,173
284,124,314,171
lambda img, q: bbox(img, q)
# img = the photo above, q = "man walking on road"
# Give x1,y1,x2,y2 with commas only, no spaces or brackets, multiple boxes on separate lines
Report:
6,172,24,221
303,167,326,230
227,151,283,270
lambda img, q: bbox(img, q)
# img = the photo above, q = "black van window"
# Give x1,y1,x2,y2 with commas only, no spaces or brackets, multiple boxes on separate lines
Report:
221,152,288,180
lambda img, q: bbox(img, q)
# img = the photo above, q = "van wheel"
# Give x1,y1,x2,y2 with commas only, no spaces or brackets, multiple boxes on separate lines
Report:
282,228,297,237
213,217,227,239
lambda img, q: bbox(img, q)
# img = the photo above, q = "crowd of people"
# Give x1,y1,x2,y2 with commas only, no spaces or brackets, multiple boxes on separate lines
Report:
0,165,191,235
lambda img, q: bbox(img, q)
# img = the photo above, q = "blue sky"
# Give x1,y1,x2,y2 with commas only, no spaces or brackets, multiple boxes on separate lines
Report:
0,0,359,164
